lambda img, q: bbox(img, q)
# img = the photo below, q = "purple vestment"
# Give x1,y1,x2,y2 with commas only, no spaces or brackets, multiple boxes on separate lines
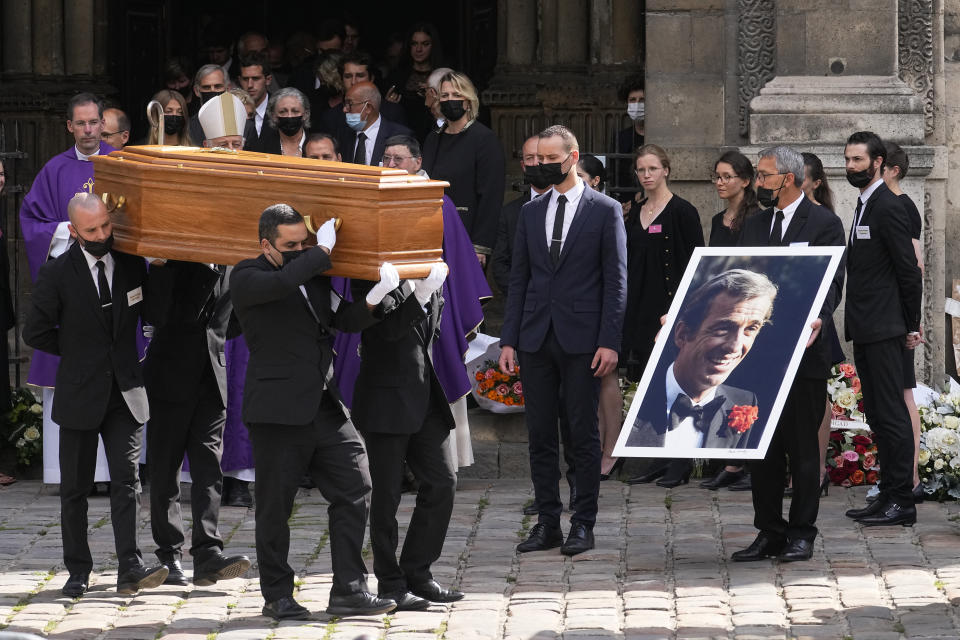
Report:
332,195,491,408
19,142,116,387
222,336,256,473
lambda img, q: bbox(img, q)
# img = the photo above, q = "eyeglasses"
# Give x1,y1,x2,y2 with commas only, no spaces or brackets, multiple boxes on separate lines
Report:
101,131,122,138
756,171,785,183
342,99,368,110
711,173,738,183
382,155,413,165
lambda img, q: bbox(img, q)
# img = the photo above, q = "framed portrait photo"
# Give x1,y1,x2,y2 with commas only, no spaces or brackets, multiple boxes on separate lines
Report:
613,246,845,460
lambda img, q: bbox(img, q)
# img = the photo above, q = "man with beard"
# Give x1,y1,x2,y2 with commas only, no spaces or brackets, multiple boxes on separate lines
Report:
842,131,923,527
624,269,773,451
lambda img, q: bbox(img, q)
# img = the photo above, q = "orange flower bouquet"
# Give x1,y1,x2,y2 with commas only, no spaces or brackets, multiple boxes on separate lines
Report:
471,359,525,414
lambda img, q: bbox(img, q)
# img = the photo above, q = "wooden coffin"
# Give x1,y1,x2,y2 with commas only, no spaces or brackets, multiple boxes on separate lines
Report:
91,145,448,279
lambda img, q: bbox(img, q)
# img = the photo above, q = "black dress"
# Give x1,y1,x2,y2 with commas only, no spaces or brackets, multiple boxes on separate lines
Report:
622,194,704,378
709,210,740,247
899,193,922,388
422,121,505,255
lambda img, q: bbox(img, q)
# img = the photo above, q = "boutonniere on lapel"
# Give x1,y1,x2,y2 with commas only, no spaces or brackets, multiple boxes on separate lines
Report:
727,404,759,433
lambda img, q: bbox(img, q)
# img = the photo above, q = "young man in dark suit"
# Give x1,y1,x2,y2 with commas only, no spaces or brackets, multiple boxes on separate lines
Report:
351,263,463,610
144,259,251,586
499,125,628,556
24,193,168,597
230,204,399,619
337,82,412,166
842,131,923,527
733,145,846,561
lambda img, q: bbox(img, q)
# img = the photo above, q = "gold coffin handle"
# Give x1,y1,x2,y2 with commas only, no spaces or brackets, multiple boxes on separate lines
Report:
101,192,126,212
304,216,343,234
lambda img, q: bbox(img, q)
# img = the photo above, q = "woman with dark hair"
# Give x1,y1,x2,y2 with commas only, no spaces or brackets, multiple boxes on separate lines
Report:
699,150,760,491
386,22,445,140
801,152,835,212
576,154,607,193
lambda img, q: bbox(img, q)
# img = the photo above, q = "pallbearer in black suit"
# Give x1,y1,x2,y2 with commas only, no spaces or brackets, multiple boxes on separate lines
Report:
351,263,464,610
842,131,923,526
733,146,846,562
231,205,398,620
144,259,251,586
24,193,168,597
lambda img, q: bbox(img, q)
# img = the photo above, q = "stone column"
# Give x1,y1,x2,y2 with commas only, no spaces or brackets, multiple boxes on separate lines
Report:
2,0,32,74
64,0,95,76
31,0,63,76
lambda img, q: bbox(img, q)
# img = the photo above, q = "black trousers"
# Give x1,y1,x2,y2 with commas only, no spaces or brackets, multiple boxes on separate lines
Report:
247,393,371,602
520,328,601,529
749,377,824,542
60,383,144,576
855,336,913,506
362,399,456,594
148,365,225,563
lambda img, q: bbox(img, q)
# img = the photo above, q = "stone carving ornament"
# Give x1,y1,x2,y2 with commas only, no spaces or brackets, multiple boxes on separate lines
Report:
898,0,935,135
737,0,776,136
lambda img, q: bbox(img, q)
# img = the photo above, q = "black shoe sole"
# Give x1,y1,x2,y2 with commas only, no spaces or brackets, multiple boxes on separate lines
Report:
117,568,169,594
856,517,916,527
262,606,311,620
778,554,813,562
163,574,190,586
560,544,594,556
325,603,397,616
193,558,252,586
517,539,563,553
62,587,86,598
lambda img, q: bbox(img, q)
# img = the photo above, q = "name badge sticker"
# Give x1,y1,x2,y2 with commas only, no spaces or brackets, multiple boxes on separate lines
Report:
648,224,662,234
127,287,143,306
855,226,871,240
790,241,809,247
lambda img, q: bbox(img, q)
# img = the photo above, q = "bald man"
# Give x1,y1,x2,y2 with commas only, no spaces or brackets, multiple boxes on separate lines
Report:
24,193,168,597
337,81,411,166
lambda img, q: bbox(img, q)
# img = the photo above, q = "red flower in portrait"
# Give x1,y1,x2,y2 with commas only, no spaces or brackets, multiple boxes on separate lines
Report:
727,405,759,433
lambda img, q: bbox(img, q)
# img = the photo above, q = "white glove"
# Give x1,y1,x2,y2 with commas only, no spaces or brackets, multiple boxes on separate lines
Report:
365,262,400,305
414,262,448,306
316,218,337,252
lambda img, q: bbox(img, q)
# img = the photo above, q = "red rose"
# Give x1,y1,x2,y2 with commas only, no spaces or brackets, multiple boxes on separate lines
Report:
857,400,865,412
852,434,872,445
866,470,879,485
843,459,859,472
830,431,844,442
727,404,759,433
850,469,865,485
855,444,867,455
828,467,849,484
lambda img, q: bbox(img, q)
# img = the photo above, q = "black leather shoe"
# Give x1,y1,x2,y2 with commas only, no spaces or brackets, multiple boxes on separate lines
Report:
560,523,595,556
626,465,667,485
162,559,189,586
380,590,431,611
263,595,311,620
845,498,887,519
856,502,917,527
193,552,251,586
517,523,563,553
409,580,464,603
731,533,786,562
223,479,253,508
62,573,89,597
326,591,397,616
778,539,814,562
116,564,169,594
727,473,752,491
522,503,539,516
699,468,745,490
656,470,691,488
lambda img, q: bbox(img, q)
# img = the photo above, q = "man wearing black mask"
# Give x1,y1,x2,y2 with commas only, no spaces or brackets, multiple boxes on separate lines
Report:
842,131,923,527
189,64,227,147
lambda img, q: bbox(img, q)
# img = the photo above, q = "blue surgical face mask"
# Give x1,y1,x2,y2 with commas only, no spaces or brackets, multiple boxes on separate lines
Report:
345,104,367,131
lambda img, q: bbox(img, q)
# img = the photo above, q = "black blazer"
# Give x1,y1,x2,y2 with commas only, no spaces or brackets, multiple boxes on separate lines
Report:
844,182,922,343
24,243,150,430
350,283,454,434
317,101,408,136
230,248,382,426
490,191,532,295
243,119,281,154
143,261,234,407
336,116,412,166
738,197,847,379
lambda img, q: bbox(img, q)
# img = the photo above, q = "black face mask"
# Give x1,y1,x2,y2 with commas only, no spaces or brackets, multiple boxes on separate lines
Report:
199,90,224,105
846,166,875,188
272,244,305,266
539,154,572,186
756,175,787,209
163,115,184,135
439,99,467,122
78,233,114,259
276,116,303,137
522,164,552,191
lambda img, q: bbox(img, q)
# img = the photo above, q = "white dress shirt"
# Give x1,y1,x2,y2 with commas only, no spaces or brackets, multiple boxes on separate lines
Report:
854,178,884,227
254,94,269,135
768,192,804,240
354,115,381,166
662,363,718,450
80,246,114,296
543,176,585,252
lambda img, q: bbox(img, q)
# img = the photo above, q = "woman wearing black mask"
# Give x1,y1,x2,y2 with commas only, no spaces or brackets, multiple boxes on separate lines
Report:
422,71,505,268
264,87,311,157
147,89,194,146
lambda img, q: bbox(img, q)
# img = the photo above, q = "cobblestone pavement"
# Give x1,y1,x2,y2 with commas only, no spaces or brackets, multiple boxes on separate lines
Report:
2,478,960,640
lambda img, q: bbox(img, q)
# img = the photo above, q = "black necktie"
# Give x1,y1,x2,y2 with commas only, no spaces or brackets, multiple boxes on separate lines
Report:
670,394,726,433
354,132,367,165
851,198,863,243
769,210,784,246
550,194,567,264
96,260,112,331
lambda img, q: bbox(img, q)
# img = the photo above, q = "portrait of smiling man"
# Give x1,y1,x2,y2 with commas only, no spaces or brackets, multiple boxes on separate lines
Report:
625,269,776,450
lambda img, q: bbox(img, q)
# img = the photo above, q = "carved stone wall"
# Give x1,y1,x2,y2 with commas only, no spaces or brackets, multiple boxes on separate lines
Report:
899,0,936,136
736,0,775,136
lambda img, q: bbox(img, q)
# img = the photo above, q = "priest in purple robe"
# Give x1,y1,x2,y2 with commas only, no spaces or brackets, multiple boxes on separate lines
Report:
20,93,117,484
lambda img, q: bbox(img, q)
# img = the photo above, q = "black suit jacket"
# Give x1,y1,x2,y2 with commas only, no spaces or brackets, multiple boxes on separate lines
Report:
844,182,922,343
738,197,847,379
350,283,454,434
318,101,408,136
143,261,234,407
24,243,150,430
230,248,382,426
336,116,412,166
625,369,757,449
490,191,532,295
243,119,281,154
